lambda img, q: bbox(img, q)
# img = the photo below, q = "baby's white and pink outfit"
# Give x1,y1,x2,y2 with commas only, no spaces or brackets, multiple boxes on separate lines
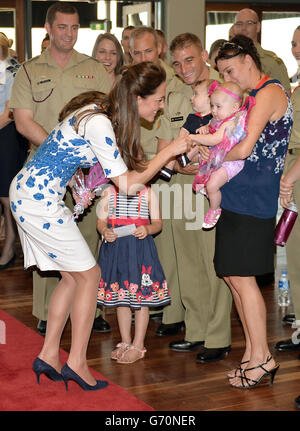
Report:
192,81,256,228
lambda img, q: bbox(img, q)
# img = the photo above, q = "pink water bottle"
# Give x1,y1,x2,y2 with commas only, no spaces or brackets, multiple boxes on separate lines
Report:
274,202,298,247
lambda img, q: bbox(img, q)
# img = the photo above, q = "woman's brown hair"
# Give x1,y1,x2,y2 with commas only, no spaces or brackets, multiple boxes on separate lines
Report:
58,62,166,172
92,33,124,76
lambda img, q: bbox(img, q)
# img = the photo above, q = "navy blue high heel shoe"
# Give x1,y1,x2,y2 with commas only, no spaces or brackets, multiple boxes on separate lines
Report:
61,363,109,391
32,357,63,384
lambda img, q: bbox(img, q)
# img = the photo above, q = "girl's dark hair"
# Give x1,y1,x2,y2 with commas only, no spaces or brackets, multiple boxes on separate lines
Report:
215,35,262,72
59,61,166,172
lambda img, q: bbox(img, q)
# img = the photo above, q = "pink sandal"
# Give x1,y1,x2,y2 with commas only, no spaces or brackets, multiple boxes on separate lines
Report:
117,345,147,364
111,342,131,360
202,208,222,229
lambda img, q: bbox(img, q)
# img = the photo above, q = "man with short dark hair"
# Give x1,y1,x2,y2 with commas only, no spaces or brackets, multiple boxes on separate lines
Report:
233,8,291,94
121,25,135,64
155,33,232,363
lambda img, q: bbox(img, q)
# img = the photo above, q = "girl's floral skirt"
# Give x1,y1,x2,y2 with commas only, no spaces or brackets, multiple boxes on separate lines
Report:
97,234,170,310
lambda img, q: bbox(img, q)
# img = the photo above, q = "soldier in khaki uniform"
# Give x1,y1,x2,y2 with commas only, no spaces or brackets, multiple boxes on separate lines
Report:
232,8,291,94
275,27,300,356
130,27,187,324
131,30,232,362
275,86,300,350
9,2,111,334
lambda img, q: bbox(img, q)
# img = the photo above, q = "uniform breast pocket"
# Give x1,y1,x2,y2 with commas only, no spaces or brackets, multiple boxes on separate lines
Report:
73,76,97,93
167,92,190,131
31,80,55,103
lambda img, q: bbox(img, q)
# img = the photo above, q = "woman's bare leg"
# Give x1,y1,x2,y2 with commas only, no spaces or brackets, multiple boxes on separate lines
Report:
67,264,101,385
224,276,251,377
227,276,276,387
38,271,78,371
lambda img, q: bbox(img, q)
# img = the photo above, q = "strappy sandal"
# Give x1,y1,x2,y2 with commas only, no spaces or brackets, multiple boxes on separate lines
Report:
227,360,249,379
117,345,147,364
230,355,280,389
111,342,131,360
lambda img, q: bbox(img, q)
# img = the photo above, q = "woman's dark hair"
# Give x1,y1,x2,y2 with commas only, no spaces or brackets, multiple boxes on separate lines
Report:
59,62,166,172
215,35,262,72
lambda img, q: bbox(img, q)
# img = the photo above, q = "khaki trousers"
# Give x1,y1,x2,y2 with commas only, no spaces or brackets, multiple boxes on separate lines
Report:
285,152,300,322
154,173,232,347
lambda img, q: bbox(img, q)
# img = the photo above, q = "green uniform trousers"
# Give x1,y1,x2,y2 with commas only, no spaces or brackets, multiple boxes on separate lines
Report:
32,191,101,321
154,173,232,347
285,152,300,324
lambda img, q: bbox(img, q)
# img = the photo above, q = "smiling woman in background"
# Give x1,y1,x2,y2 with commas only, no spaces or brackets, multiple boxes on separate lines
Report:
92,33,124,85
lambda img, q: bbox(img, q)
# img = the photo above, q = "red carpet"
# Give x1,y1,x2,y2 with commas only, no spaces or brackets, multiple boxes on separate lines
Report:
0,310,154,411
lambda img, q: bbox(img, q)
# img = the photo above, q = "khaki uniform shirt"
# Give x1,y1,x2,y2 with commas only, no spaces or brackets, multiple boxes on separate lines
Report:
9,49,111,137
256,44,291,94
289,86,300,149
157,66,220,141
140,59,184,160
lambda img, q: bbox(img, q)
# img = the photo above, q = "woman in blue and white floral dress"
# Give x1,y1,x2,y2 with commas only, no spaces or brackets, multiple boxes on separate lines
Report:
9,62,188,391
211,36,293,389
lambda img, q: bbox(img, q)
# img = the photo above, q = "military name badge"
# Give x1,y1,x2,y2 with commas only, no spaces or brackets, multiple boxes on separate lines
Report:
171,114,184,122
37,77,51,85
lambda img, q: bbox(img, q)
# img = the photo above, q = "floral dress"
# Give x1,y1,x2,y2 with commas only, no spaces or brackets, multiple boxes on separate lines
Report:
9,105,127,271
97,185,170,310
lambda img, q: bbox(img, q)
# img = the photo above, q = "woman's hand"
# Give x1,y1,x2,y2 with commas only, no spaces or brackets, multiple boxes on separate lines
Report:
102,227,117,242
198,144,210,161
133,225,148,240
279,174,294,208
175,162,199,175
169,135,191,157
72,189,95,208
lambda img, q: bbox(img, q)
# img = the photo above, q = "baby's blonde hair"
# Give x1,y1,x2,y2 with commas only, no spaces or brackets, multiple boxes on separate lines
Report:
194,79,215,92
219,82,243,106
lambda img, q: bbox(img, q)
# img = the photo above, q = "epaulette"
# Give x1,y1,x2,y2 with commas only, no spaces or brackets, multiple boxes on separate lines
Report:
272,54,284,65
24,54,43,64
6,58,21,77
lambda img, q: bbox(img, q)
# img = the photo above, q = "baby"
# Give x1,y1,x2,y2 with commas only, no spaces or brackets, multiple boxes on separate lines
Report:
191,80,255,229
160,79,213,181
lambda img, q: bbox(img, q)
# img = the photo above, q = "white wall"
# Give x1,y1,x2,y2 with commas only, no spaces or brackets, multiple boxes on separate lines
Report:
164,0,205,50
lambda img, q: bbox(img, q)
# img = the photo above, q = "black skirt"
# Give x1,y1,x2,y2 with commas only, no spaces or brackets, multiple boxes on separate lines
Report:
0,122,28,197
214,209,275,277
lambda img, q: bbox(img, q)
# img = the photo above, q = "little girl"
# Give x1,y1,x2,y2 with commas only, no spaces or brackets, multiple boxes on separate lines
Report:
191,80,255,229
96,183,170,364
160,79,213,181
